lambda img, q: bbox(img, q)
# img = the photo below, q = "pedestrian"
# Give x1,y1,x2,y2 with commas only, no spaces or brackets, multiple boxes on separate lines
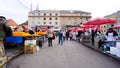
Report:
58,30,63,45
105,28,118,52
69,31,73,40
72,31,76,40
77,30,83,42
0,16,12,48
47,27,54,47
91,30,95,46
66,30,69,40
63,30,66,41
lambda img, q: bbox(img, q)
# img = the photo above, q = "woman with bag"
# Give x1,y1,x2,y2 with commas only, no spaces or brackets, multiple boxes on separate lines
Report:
47,28,54,47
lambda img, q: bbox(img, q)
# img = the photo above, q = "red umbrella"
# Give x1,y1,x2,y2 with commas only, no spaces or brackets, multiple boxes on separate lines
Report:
80,25,96,28
68,28,74,31
112,25,120,29
83,17,117,25
74,27,81,32
40,27,48,30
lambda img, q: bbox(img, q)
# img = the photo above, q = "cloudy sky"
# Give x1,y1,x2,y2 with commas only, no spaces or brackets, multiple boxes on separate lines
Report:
0,0,120,24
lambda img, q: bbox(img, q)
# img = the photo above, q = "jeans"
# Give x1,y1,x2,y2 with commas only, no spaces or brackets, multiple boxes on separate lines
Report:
105,41,116,47
48,38,53,46
59,37,63,45
78,36,81,42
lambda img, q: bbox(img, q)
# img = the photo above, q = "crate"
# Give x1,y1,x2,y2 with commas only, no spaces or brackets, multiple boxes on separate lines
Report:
24,45,36,54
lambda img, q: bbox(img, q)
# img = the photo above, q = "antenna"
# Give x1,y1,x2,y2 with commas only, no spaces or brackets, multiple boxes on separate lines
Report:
36,0,39,10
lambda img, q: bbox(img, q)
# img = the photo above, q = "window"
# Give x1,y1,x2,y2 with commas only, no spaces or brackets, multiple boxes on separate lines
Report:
32,12,34,15
86,18,88,21
54,27,58,29
44,18,46,20
55,18,58,20
74,22,77,25
38,22,40,24
86,13,88,16
49,22,52,24
32,18,34,21
50,13,52,16
80,13,82,16
55,22,58,25
56,14,58,16
38,13,40,16
44,13,46,16
49,18,52,20
38,18,40,21
44,22,46,24
104,30,106,32
117,18,120,20
32,22,34,24
104,26,106,28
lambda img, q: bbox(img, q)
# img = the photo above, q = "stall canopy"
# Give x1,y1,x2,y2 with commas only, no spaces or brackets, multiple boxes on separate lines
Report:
68,27,80,32
79,25,96,32
112,25,120,29
83,17,117,31
83,18,117,25
40,27,48,31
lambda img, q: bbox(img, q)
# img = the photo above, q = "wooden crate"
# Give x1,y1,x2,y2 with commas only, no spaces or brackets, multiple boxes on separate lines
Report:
24,45,36,54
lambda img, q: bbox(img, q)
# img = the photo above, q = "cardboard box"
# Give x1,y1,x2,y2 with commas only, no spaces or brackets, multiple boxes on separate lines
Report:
24,45,36,54
24,40,37,46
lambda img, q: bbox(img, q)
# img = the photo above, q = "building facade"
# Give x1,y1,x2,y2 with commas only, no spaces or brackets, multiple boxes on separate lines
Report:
101,10,120,34
28,10,91,30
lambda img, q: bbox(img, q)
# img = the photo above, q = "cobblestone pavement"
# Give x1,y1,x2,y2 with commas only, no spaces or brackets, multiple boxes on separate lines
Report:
7,38,120,68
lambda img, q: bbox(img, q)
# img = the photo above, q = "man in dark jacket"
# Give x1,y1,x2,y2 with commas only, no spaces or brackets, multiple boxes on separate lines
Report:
0,16,12,38
77,30,83,42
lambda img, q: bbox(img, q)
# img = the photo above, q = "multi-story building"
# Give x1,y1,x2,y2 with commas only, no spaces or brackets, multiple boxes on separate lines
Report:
101,10,120,34
28,9,91,30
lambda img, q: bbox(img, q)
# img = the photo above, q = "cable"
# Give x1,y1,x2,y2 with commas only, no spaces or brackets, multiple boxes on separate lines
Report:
17,0,29,10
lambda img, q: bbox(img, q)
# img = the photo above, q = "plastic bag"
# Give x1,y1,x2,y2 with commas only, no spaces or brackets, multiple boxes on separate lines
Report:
36,46,39,51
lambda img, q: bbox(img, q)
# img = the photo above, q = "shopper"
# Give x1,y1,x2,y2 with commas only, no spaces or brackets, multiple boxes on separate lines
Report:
77,30,83,42
63,30,66,41
58,30,63,45
47,28,53,47
72,31,76,40
66,30,69,40
69,31,73,40
91,30,95,46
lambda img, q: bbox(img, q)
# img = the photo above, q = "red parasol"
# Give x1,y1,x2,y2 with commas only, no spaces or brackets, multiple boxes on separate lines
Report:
80,25,96,28
112,25,120,29
83,18,117,25
40,27,48,31
68,28,74,31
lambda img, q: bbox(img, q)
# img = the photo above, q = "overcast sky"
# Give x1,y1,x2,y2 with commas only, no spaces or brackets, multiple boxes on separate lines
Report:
0,0,120,24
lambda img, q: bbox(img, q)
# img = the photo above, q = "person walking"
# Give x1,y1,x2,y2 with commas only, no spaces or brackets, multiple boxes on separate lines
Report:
63,30,66,41
58,30,63,45
47,28,53,47
77,30,83,42
66,30,69,40
91,30,95,46
72,31,76,40
69,31,73,40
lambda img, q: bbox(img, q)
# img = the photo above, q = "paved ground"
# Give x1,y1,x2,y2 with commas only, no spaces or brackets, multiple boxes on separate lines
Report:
7,38,120,68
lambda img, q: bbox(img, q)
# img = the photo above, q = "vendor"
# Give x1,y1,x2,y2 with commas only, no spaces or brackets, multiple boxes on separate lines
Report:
105,28,118,51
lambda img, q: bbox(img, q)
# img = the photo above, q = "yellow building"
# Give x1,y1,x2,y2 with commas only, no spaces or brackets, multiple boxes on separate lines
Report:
28,5,91,30
101,10,120,34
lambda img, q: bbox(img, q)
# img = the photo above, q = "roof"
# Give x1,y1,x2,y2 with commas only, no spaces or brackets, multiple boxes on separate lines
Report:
19,20,28,26
6,19,18,26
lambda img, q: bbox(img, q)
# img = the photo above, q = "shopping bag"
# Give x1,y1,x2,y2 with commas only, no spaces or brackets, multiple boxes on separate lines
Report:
36,46,39,51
